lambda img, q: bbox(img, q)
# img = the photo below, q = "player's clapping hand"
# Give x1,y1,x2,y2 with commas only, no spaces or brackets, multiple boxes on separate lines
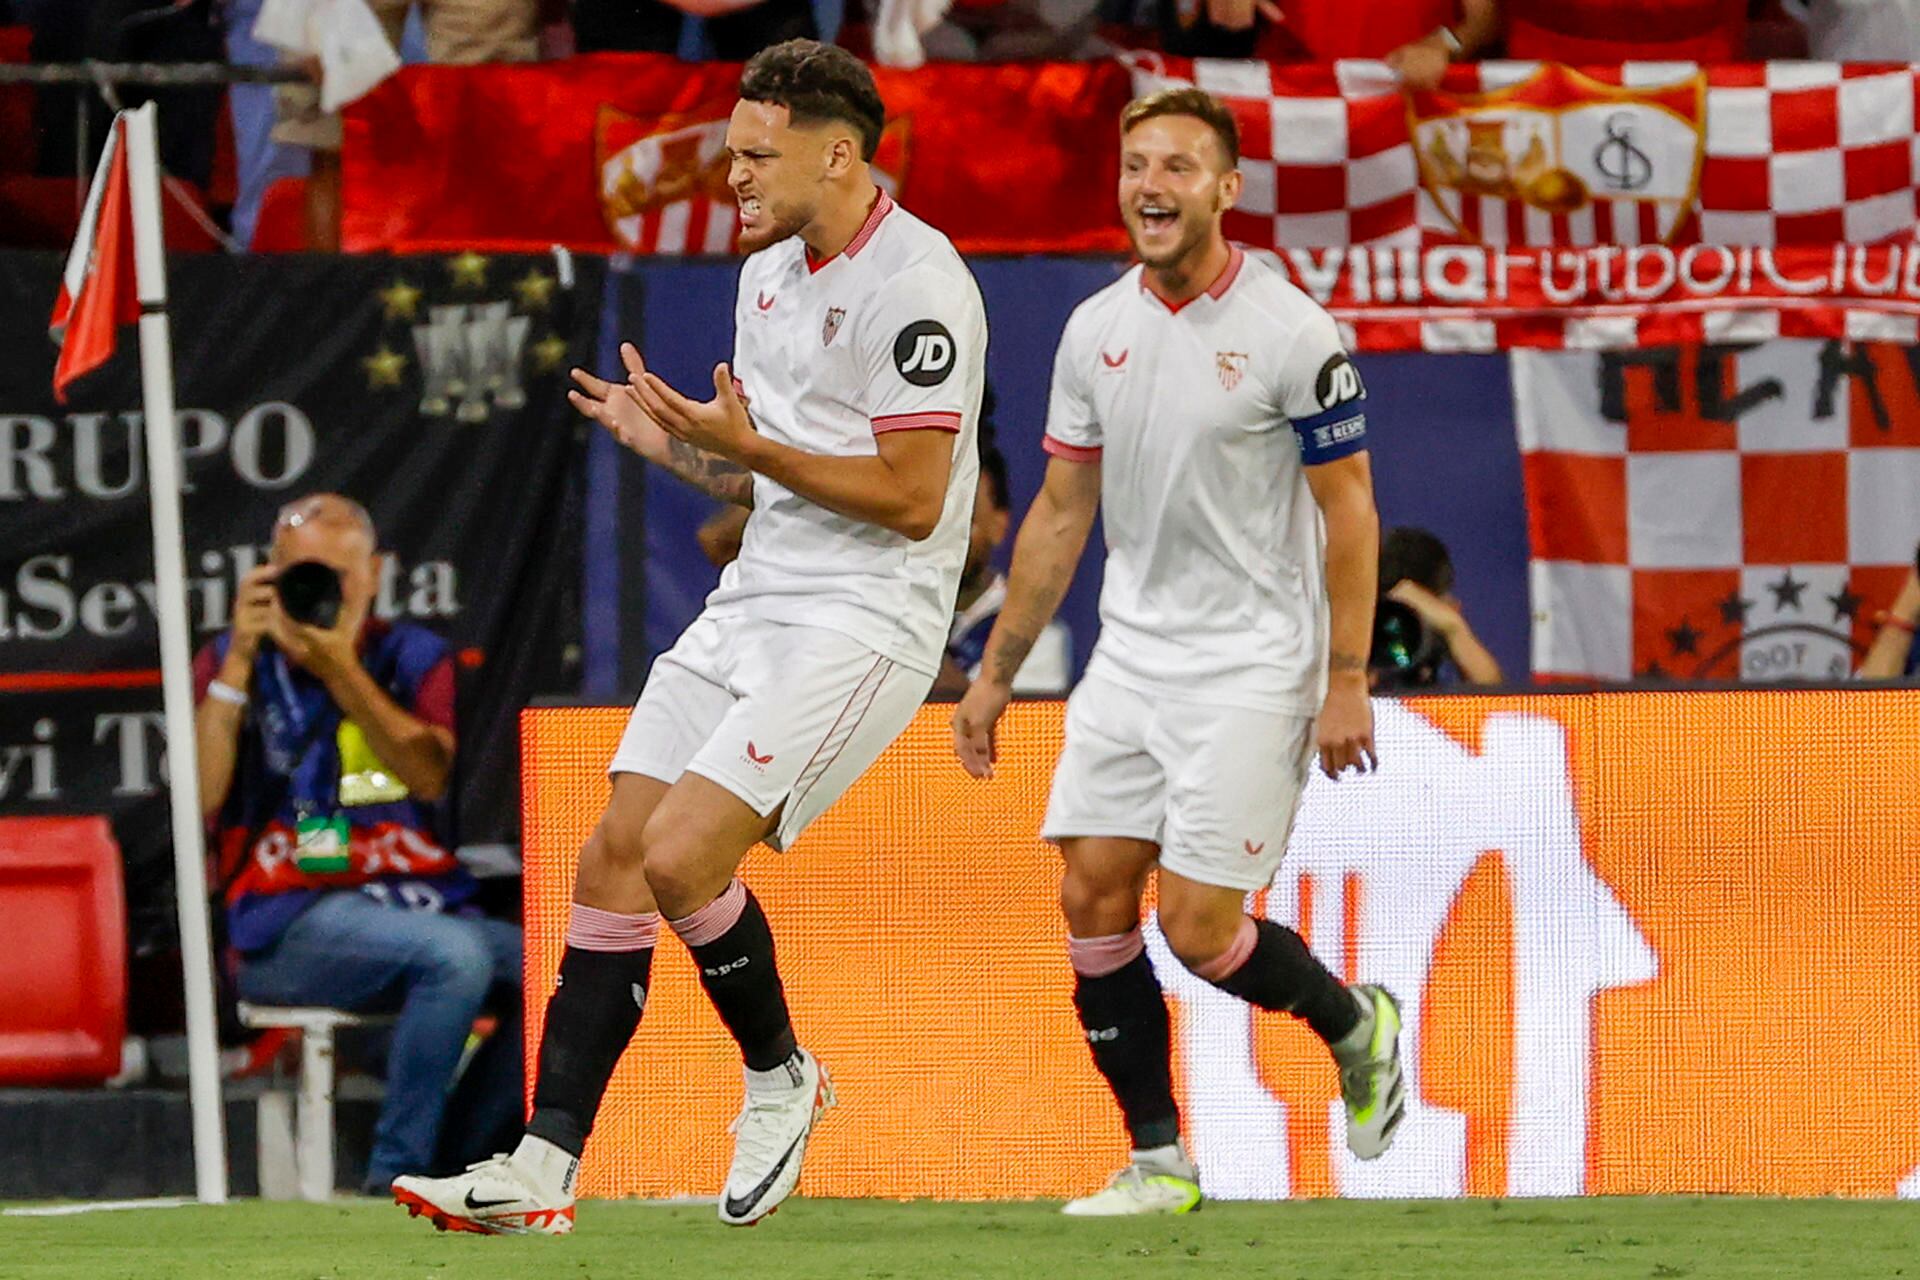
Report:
568,343,670,462
632,361,758,465
951,679,1012,780
1315,678,1377,779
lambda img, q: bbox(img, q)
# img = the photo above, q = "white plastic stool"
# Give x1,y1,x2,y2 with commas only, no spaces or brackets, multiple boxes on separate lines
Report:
238,1003,388,1202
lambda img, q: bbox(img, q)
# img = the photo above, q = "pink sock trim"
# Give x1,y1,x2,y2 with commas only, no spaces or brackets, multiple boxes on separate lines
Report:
667,878,749,947
1193,917,1258,983
1068,929,1144,978
565,904,660,953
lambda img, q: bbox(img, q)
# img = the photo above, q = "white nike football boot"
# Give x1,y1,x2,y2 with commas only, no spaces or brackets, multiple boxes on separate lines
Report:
393,1151,575,1236
1061,1162,1203,1217
1335,983,1407,1160
716,1048,835,1226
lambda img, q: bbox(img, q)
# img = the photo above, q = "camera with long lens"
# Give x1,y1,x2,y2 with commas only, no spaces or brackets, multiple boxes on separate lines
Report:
1369,597,1445,689
274,560,344,629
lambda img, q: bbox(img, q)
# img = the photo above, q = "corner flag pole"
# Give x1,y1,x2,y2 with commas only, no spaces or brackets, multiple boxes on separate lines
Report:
124,101,229,1204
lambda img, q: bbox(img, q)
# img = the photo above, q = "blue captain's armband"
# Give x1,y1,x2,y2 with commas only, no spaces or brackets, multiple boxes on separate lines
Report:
1292,404,1368,464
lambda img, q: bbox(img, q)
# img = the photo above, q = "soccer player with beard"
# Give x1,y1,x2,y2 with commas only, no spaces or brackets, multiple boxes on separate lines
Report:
952,88,1405,1215
394,39,985,1233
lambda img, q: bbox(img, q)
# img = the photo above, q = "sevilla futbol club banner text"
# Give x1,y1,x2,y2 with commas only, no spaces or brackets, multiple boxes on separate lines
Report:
0,250,598,946
521,697,1920,1200
1514,338,1920,682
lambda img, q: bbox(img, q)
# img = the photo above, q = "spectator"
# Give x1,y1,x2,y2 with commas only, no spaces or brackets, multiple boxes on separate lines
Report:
1781,0,1918,59
874,0,1103,64
194,493,521,1195
1159,0,1497,91
571,0,814,59
260,0,537,250
1504,0,1748,62
1373,526,1502,688
933,429,1072,696
1858,552,1920,678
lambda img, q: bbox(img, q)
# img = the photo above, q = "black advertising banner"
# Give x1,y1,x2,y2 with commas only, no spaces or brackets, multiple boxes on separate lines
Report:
0,249,599,948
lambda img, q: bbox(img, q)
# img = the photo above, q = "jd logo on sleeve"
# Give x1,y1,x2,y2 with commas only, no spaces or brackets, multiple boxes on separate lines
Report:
893,321,956,386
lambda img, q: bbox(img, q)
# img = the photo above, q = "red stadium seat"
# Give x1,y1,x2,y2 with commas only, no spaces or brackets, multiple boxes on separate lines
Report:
0,26,32,175
0,817,126,1086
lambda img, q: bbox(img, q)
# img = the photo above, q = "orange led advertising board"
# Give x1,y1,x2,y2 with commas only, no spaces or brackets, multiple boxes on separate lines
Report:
521,692,1920,1200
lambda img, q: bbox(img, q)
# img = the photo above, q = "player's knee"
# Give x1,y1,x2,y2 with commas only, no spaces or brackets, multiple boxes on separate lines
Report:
635,824,715,916
584,812,646,875
1158,907,1242,974
1059,869,1139,937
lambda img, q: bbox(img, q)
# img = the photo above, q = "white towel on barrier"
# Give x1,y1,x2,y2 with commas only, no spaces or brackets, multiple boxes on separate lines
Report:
254,0,402,113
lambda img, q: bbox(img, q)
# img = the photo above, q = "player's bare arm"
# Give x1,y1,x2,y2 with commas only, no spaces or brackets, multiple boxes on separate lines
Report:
568,343,754,508
634,362,954,541
952,454,1101,778
1305,450,1379,778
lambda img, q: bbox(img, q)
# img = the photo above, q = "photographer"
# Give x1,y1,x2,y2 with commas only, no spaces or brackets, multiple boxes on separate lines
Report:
1370,526,1503,688
1858,548,1920,679
193,493,521,1195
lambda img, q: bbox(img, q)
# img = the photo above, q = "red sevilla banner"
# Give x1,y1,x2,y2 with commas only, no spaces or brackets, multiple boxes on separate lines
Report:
341,54,1132,256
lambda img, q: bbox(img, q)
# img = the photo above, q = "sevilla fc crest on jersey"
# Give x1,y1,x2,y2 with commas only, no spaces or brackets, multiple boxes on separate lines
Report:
1215,351,1249,391
823,307,846,347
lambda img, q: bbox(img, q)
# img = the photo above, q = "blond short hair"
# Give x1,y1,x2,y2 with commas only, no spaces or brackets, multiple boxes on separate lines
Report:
1120,87,1240,169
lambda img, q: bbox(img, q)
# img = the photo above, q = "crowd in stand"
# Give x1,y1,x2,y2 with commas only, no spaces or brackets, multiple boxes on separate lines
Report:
0,0,1914,251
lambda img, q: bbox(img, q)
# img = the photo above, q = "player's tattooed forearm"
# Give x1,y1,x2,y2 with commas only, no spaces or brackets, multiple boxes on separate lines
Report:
985,631,1036,686
666,438,755,507
1330,651,1367,674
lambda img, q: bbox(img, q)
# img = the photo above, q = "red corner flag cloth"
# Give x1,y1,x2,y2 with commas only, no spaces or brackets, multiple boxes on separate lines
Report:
50,117,140,403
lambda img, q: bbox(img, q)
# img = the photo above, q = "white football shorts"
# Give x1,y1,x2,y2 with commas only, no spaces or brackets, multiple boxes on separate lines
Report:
1040,668,1317,892
609,610,929,851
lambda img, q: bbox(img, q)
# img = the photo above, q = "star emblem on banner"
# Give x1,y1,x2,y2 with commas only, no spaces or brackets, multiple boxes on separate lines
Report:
360,255,583,419
513,269,557,311
1665,617,1701,657
363,345,408,389
449,251,490,289
1717,592,1752,627
1768,571,1808,611
1827,586,1862,624
530,333,569,374
378,278,423,322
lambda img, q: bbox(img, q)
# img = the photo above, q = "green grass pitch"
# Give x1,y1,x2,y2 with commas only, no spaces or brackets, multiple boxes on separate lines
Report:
8,1197,1913,1279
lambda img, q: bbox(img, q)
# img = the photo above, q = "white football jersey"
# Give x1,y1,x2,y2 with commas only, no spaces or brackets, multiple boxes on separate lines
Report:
709,192,987,676
1045,246,1369,714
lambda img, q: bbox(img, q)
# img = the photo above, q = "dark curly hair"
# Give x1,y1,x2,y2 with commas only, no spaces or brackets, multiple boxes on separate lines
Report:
739,40,885,163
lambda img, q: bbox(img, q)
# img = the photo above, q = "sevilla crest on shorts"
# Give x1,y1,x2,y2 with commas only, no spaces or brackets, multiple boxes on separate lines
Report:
1215,351,1249,391
823,307,846,347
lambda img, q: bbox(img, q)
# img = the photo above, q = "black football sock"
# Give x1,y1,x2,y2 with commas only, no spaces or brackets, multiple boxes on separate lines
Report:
524,906,660,1156
1201,918,1361,1046
670,879,798,1073
1070,932,1181,1152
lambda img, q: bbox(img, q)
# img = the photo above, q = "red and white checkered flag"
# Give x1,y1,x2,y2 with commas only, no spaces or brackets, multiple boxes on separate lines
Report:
1515,341,1920,682
1127,57,1920,251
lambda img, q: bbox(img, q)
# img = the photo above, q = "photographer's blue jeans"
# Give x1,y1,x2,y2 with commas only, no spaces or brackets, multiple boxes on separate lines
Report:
237,891,523,1192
